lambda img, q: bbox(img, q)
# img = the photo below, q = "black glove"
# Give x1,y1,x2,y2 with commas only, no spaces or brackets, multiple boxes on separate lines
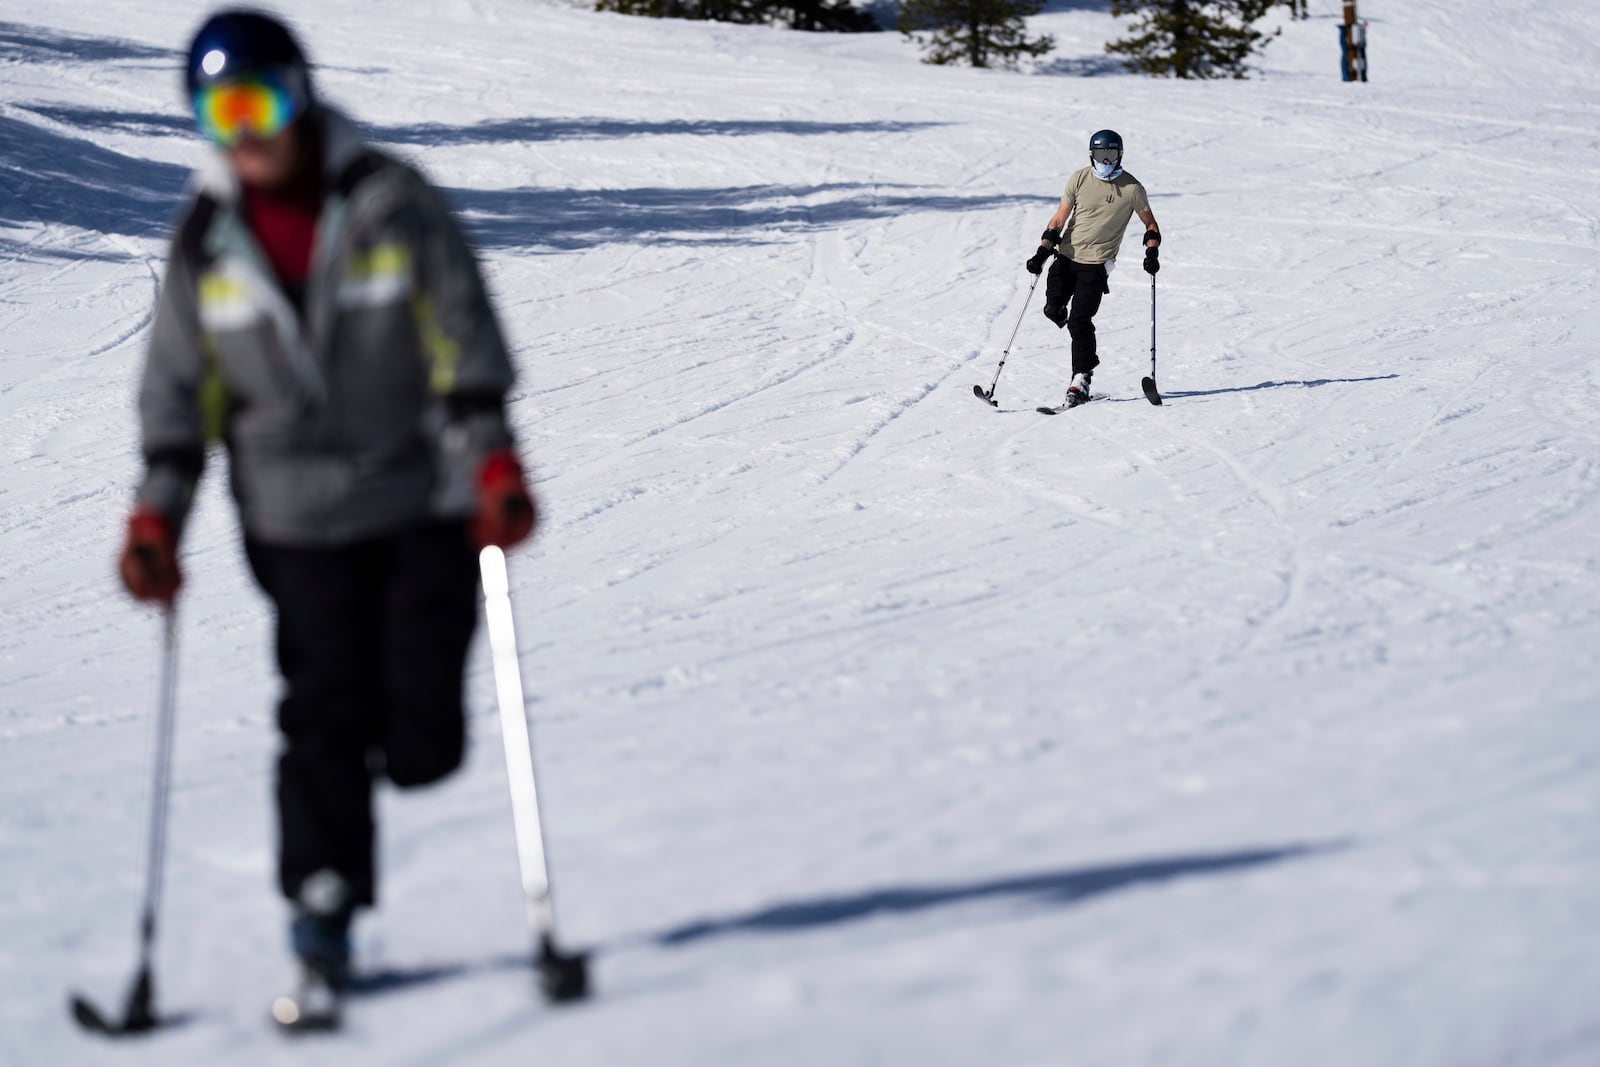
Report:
1026,247,1052,275
1040,226,1062,249
1143,246,1160,275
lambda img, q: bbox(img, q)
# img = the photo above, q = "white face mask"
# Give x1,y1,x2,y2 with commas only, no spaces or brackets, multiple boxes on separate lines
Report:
1092,159,1123,181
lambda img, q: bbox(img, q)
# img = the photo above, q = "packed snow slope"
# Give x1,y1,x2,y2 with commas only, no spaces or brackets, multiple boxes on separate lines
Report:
3,1,1598,1064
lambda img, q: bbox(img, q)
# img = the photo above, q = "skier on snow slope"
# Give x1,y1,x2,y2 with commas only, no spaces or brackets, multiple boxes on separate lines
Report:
1026,129,1163,408
114,7,537,1026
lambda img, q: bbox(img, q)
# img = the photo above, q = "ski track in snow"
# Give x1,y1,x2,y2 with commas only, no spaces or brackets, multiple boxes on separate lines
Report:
2,1,1599,1065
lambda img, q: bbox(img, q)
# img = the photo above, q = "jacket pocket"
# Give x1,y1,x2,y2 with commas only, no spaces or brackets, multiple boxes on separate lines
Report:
197,270,262,333
335,241,413,310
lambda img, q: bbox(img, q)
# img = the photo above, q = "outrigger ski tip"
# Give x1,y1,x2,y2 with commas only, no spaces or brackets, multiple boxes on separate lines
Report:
69,992,154,1037
972,384,998,407
69,964,160,1037
538,934,591,1003
1141,376,1163,405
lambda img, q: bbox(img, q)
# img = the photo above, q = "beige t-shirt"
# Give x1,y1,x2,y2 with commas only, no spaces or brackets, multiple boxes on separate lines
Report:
1061,167,1150,265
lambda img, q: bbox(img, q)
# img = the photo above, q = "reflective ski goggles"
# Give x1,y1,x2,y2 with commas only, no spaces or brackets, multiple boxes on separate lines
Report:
192,72,305,147
1090,147,1122,166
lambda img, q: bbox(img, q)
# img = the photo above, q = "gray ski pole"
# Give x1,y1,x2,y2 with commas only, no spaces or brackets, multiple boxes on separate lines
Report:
1141,274,1163,406
479,546,589,1003
71,604,179,1036
974,273,1041,407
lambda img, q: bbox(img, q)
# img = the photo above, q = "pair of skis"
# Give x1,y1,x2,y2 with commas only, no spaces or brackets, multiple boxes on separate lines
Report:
974,273,1163,412
71,548,587,1038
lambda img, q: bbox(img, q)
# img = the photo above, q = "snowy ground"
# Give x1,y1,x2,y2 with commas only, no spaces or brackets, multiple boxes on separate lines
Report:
2,1,1598,1064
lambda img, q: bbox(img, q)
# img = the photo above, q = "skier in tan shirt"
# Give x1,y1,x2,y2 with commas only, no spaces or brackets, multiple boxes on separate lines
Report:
1026,129,1162,407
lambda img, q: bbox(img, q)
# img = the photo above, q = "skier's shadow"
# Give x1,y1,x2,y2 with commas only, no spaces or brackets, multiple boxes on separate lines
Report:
346,954,534,998
339,845,1328,996
1165,374,1399,399
654,843,1331,947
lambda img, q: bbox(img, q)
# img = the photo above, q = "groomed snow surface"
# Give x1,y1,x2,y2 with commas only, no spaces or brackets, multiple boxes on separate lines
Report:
3,1,1598,1064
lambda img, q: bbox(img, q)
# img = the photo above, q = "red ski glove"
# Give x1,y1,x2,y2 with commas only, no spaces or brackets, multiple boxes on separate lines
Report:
118,507,181,605
473,449,536,549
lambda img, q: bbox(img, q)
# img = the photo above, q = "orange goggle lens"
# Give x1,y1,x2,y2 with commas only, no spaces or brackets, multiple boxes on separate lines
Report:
192,77,299,146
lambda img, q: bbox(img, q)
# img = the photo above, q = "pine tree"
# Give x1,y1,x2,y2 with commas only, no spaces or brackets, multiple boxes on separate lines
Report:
1106,0,1278,79
595,0,693,19
779,0,879,31
896,0,1053,69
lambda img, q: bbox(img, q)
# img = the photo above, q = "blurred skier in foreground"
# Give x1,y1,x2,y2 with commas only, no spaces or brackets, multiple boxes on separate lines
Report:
1025,129,1162,408
115,7,535,1026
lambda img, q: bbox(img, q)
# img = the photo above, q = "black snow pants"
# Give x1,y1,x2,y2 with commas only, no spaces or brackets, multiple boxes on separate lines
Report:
245,520,480,908
1043,256,1110,378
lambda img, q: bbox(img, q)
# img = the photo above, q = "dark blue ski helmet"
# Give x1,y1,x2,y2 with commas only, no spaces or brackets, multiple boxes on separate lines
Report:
184,9,311,99
1089,128,1123,164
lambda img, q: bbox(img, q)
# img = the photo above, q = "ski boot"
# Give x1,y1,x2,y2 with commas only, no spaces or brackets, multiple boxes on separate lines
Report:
1064,372,1093,408
272,870,353,1032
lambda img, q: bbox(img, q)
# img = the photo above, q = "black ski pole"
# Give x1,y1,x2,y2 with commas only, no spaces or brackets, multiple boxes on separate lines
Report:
974,273,1041,407
71,604,179,1036
1141,273,1163,406
479,546,590,1004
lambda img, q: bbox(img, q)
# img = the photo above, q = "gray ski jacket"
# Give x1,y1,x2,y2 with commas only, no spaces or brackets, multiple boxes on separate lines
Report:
136,108,517,546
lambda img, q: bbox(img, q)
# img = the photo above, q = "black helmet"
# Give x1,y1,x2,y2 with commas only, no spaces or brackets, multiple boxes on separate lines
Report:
184,9,311,100
1089,128,1123,160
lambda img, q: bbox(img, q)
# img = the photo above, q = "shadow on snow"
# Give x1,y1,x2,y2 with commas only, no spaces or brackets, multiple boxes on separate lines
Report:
22,105,192,137
656,843,1327,946
0,115,189,244
22,105,945,146
344,954,534,998
0,20,174,64
0,19,381,73
1035,54,1125,78
361,116,946,146
261,844,1328,996
1166,375,1400,398
447,184,1057,250
6,107,1025,252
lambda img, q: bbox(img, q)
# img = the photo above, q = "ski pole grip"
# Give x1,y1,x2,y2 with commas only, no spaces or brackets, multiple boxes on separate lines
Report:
480,545,509,598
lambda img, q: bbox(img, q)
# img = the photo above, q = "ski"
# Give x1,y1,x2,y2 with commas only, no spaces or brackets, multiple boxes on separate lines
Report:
271,971,342,1033
972,384,998,407
1141,376,1163,405
1037,391,1091,415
